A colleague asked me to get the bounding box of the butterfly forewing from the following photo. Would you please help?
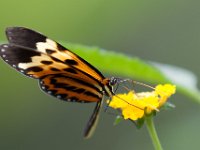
[0,44,73,78]
[6,27,105,81]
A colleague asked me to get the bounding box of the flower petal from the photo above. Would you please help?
[108,84,176,121]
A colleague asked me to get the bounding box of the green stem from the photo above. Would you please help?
[145,116,163,150]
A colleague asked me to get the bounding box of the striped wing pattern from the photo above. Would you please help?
[0,27,113,138]
[39,74,103,103]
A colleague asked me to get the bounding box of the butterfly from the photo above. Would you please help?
[0,27,121,138]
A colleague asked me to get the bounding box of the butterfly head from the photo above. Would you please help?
[109,77,124,86]
[101,77,124,97]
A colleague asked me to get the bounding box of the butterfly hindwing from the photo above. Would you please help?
[39,74,103,103]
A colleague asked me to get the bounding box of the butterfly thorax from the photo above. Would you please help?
[101,78,114,98]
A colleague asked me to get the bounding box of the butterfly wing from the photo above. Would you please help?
[39,74,103,103]
[0,27,112,138]
[0,44,71,78]
[5,27,105,81]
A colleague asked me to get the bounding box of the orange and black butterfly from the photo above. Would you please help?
[0,27,120,138]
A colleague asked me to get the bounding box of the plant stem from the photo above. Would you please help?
[145,116,163,150]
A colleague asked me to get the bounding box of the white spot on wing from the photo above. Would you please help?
[57,95,61,99]
[3,45,8,48]
[47,91,52,94]
[36,38,72,60]
[36,39,57,53]
[18,54,50,69]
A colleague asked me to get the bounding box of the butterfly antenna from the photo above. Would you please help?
[108,78,159,111]
[121,79,155,90]
[129,80,170,99]
[132,80,155,90]
[121,85,133,92]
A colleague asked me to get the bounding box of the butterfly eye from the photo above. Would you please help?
[109,77,118,86]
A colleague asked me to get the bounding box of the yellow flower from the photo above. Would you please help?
[155,84,176,107]
[108,84,176,121]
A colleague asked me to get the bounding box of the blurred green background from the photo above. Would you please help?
[0,0,200,150]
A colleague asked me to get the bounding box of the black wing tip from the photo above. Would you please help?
[6,26,39,36]
[6,27,25,42]
[6,27,30,37]
[6,27,24,34]
[5,26,47,47]
[6,26,29,32]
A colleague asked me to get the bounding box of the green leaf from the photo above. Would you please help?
[152,63,200,103]
[134,118,145,129]
[113,115,124,126]
[64,42,200,104]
